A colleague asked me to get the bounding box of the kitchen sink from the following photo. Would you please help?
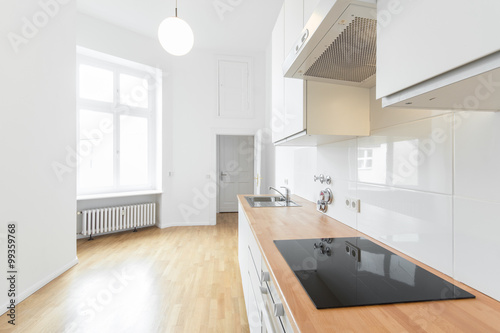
[245,196,300,207]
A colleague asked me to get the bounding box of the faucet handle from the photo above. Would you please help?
[280,186,290,194]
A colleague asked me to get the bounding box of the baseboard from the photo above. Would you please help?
[0,257,79,315]
[76,225,155,239]
[158,221,215,229]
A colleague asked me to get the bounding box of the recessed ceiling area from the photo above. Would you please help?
[77,0,284,51]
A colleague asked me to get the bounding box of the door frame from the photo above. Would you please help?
[210,128,257,224]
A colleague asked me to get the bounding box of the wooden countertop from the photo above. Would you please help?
[238,194,500,333]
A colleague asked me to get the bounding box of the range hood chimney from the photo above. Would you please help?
[283,0,377,88]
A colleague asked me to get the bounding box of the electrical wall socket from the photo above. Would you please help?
[345,197,360,213]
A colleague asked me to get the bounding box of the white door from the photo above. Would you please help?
[218,135,254,212]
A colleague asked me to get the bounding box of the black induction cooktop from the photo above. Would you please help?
[274,237,474,309]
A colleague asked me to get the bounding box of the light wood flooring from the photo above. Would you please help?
[0,213,249,333]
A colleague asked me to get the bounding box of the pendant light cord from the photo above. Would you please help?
[175,0,178,17]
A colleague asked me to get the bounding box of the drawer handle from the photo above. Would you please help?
[261,271,270,282]
[273,303,284,317]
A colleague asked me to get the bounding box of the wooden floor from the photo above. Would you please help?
[0,213,249,333]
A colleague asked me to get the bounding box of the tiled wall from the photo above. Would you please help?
[274,88,500,301]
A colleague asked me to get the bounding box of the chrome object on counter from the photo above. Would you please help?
[245,195,300,208]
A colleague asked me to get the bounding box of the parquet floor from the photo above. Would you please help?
[0,213,249,333]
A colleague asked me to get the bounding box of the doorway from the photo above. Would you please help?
[217,135,255,212]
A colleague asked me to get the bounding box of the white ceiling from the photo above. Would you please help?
[78,0,284,52]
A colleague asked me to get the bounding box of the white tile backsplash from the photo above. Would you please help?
[357,184,453,276]
[293,147,317,202]
[322,180,357,230]
[317,139,357,182]
[454,196,500,301]
[273,94,500,302]
[358,116,453,195]
[455,111,500,203]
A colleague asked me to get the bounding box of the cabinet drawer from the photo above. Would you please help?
[248,231,262,279]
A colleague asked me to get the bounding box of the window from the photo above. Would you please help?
[77,48,161,196]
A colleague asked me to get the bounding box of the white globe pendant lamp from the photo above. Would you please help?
[158,0,194,56]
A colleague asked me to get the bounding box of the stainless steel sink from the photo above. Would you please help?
[245,196,300,207]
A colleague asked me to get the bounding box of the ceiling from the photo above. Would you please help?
[78,0,284,52]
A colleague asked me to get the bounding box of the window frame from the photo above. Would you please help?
[76,48,161,196]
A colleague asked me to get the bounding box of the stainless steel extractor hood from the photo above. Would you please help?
[282,0,377,88]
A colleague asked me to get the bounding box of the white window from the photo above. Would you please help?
[77,48,161,196]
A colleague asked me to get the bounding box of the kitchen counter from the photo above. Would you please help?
[238,194,500,332]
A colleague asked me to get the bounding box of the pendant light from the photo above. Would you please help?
[158,0,194,56]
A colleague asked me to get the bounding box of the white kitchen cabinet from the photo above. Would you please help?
[376,0,500,100]
[303,0,321,26]
[284,0,304,55]
[238,202,292,332]
[238,203,263,332]
[272,5,286,143]
[283,78,306,138]
[273,2,306,142]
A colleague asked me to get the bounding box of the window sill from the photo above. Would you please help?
[77,190,163,201]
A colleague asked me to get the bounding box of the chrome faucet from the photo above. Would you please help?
[269,186,291,205]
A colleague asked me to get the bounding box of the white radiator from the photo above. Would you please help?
[81,203,156,238]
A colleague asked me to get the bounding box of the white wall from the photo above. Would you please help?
[77,14,267,228]
[0,0,78,312]
[273,86,500,301]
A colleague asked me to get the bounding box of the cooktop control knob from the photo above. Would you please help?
[317,188,334,213]
[260,286,268,294]
[273,303,285,317]
[320,188,333,204]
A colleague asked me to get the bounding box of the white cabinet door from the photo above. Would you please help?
[238,203,250,311]
[272,5,286,143]
[376,0,500,99]
[303,0,321,26]
[283,0,306,140]
[284,0,304,55]
[284,78,305,138]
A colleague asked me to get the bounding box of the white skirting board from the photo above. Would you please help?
[0,257,79,316]
[157,221,216,229]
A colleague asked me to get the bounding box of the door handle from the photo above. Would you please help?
[254,173,262,187]
[220,171,228,180]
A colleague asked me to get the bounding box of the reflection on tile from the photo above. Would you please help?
[455,112,500,202]
[357,116,453,195]
[454,197,500,301]
[317,139,357,182]
[275,146,297,191]
[357,184,453,276]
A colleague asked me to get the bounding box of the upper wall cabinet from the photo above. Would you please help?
[272,2,306,143]
[376,0,500,111]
